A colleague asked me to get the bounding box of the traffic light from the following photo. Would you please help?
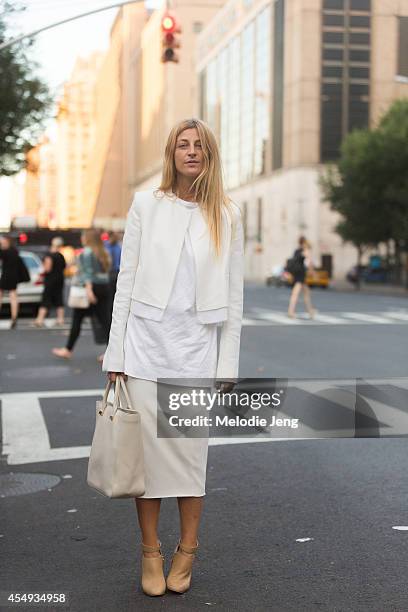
[161,12,181,63]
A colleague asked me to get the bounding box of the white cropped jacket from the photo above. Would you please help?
[102,189,244,380]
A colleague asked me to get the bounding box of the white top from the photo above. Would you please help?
[123,197,219,383]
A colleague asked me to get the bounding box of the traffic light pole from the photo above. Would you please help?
[0,0,144,51]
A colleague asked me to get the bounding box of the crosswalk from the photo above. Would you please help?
[243,309,408,327]
[1,377,407,465]
[1,309,408,330]
[0,319,91,331]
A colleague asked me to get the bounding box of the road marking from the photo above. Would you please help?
[341,312,394,324]
[2,395,50,459]
[242,318,270,326]
[1,379,407,465]
[1,389,102,465]
[0,319,91,331]
[385,311,408,322]
[251,310,302,325]
[308,313,345,324]
[243,309,408,326]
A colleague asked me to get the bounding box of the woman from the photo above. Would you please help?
[102,118,244,596]
[287,235,316,319]
[0,235,21,329]
[34,236,66,328]
[52,229,111,360]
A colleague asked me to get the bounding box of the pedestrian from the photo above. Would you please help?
[0,235,28,329]
[52,229,111,361]
[102,118,244,597]
[104,230,122,326]
[34,237,66,327]
[287,235,317,319]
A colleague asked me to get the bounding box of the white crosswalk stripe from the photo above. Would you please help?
[385,311,408,322]
[243,310,408,327]
[251,309,302,325]
[340,312,393,324]
[1,311,408,331]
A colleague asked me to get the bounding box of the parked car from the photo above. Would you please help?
[266,264,329,288]
[0,250,44,311]
[266,265,292,287]
[346,264,390,285]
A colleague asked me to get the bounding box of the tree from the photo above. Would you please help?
[321,99,408,286]
[0,1,52,176]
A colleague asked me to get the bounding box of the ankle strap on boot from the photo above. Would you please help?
[178,540,199,555]
[142,541,162,553]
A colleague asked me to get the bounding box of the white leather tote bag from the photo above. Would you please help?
[68,285,89,309]
[87,376,145,498]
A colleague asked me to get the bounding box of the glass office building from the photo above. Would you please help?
[199,4,271,190]
[197,0,408,281]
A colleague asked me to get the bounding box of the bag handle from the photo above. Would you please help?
[99,376,137,419]
[118,376,133,410]
[112,376,138,418]
[98,378,121,416]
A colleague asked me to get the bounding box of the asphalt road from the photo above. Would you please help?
[1,284,408,611]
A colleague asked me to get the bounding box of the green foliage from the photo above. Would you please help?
[321,99,408,251]
[0,1,52,176]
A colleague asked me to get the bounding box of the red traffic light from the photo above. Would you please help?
[19,232,28,244]
[161,12,181,63]
[162,14,176,33]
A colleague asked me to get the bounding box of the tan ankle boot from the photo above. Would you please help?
[166,539,199,593]
[141,541,166,596]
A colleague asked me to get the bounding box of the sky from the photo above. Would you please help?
[11,0,142,91]
[0,0,161,227]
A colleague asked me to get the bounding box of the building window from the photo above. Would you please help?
[325,0,344,8]
[256,197,263,243]
[240,22,255,183]
[254,6,271,177]
[193,21,203,33]
[397,16,408,79]
[320,0,371,162]
[199,70,206,120]
[273,0,285,169]
[242,202,248,243]
[199,7,271,188]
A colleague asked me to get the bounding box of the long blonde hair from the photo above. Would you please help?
[83,229,111,272]
[156,118,234,257]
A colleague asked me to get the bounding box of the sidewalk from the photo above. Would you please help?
[330,279,408,297]
[246,278,408,297]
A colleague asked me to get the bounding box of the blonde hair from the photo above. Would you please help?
[299,236,311,249]
[156,118,234,257]
[83,229,111,273]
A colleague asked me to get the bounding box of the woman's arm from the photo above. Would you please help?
[102,195,141,374]
[303,247,314,272]
[78,250,97,304]
[216,206,244,382]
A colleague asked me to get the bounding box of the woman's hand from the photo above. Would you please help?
[215,381,235,394]
[107,372,128,382]
[85,281,97,304]
[87,289,98,304]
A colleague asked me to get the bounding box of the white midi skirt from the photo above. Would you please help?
[127,377,210,498]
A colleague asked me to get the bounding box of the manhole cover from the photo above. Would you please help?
[0,472,61,498]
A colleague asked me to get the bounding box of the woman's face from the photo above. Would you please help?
[174,128,203,181]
